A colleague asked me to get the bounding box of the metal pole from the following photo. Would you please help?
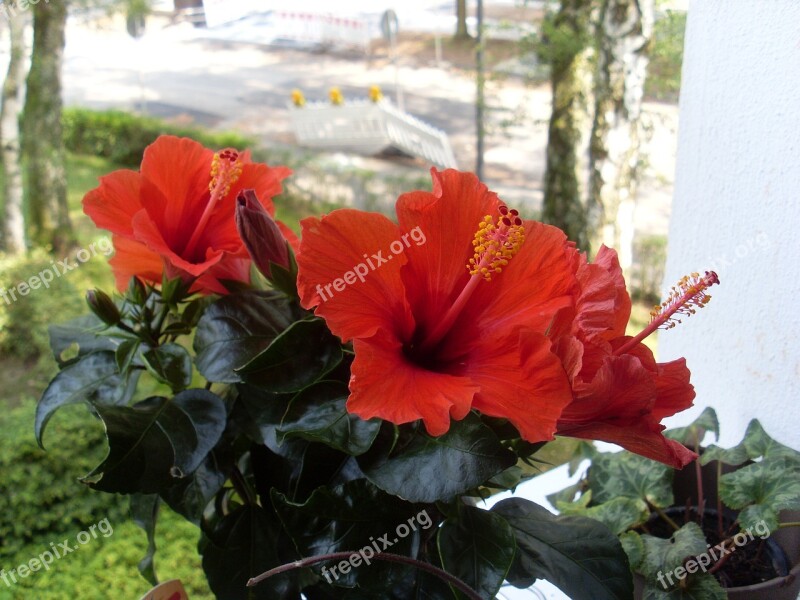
[475,0,484,179]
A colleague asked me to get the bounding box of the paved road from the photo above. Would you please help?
[12,7,678,234]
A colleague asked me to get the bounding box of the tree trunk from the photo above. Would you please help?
[455,0,470,40]
[541,0,597,251]
[23,0,72,252]
[1,3,27,254]
[589,0,654,273]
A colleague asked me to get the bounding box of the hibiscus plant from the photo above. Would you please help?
[36,136,720,599]
[549,408,800,599]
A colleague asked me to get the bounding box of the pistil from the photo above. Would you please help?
[614,271,719,356]
[417,206,524,352]
[183,149,243,258]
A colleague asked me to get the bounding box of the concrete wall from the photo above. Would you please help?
[659,0,800,448]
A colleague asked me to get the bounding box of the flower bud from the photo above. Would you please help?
[235,189,291,280]
[86,289,122,326]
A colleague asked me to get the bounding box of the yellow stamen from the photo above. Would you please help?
[467,206,525,280]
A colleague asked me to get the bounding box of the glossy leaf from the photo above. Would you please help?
[437,505,515,600]
[588,451,673,510]
[161,448,231,525]
[131,494,160,586]
[36,351,130,447]
[493,498,632,600]
[272,479,424,590]
[193,290,298,383]
[82,389,226,493]
[358,413,516,503]
[277,381,380,455]
[237,319,342,393]
[201,504,304,599]
[48,314,119,365]
[142,343,193,392]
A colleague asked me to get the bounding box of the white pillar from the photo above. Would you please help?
[659,0,800,448]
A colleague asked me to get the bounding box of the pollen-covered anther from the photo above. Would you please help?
[466,205,525,280]
[650,270,720,330]
[209,148,243,197]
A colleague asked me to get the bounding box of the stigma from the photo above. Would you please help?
[209,149,243,198]
[467,205,525,280]
[614,270,719,356]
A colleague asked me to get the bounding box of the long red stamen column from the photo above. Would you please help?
[417,206,525,352]
[614,270,720,356]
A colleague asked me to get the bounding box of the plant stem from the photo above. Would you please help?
[694,441,704,525]
[650,502,681,532]
[778,521,800,528]
[716,461,724,537]
[246,551,483,600]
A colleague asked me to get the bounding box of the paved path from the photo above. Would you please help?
[13,7,679,235]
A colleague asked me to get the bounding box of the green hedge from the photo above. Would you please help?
[62,108,256,167]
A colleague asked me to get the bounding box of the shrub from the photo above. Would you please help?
[62,108,256,167]
[0,250,87,362]
[0,402,128,561]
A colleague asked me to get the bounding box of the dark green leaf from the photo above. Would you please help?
[36,351,128,447]
[437,505,515,600]
[493,498,632,600]
[358,413,516,503]
[115,339,140,372]
[48,314,118,365]
[194,290,298,383]
[201,504,304,599]
[131,494,160,586]
[277,381,380,455]
[272,479,426,590]
[142,343,193,392]
[665,407,719,446]
[82,389,226,493]
[588,451,673,510]
[237,319,342,393]
[719,457,800,531]
[161,448,231,525]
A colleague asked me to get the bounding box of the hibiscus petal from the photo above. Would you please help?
[131,210,224,278]
[138,136,214,246]
[468,329,573,443]
[466,220,580,337]
[107,235,165,291]
[562,422,697,468]
[296,209,415,342]
[593,245,632,337]
[83,170,142,237]
[395,169,500,337]
[348,330,479,436]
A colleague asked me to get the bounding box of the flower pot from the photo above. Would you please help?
[632,458,800,599]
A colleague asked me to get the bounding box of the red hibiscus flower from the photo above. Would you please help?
[83,135,291,295]
[550,248,718,468]
[296,169,579,440]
